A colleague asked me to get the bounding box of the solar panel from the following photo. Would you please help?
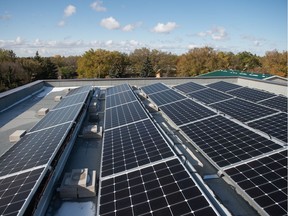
[224,150,287,216]
[210,98,278,122]
[180,116,282,168]
[148,89,186,107]
[160,99,216,126]
[106,84,131,96]
[207,81,242,92]
[248,113,287,143]
[99,158,220,216]
[105,101,149,130]
[101,119,174,177]
[173,81,207,93]
[29,103,83,132]
[66,85,92,96]
[106,90,137,109]
[0,167,45,216]
[0,122,72,176]
[54,91,90,109]
[141,83,170,95]
[259,95,288,112]
[188,88,233,104]
[228,87,275,102]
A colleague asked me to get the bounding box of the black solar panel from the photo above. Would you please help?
[99,158,219,216]
[160,99,216,126]
[259,96,288,112]
[188,88,233,104]
[106,90,137,109]
[210,98,277,122]
[106,84,131,96]
[0,167,45,216]
[180,116,282,168]
[101,119,174,177]
[248,113,287,143]
[207,81,242,92]
[66,85,92,96]
[30,103,83,132]
[0,122,72,176]
[148,89,186,107]
[173,82,207,93]
[105,101,149,130]
[225,150,287,216]
[141,83,170,95]
[228,87,275,102]
[54,91,90,109]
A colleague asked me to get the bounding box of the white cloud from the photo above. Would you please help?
[58,20,66,27]
[197,26,228,41]
[100,17,120,30]
[64,5,76,17]
[152,22,177,33]
[0,13,11,20]
[122,24,135,32]
[90,0,106,12]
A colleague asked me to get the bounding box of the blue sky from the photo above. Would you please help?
[0,0,286,57]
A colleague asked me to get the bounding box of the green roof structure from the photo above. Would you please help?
[199,70,272,79]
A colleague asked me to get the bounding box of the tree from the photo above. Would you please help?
[140,57,154,77]
[261,50,287,77]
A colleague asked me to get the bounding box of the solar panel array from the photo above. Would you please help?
[224,150,287,216]
[210,98,278,122]
[106,90,137,109]
[0,85,92,216]
[180,115,282,168]
[99,84,222,216]
[228,87,276,102]
[206,81,242,92]
[141,82,170,95]
[159,99,216,126]
[259,95,288,112]
[248,113,288,143]
[148,89,186,107]
[187,88,233,105]
[173,81,207,93]
[141,81,287,215]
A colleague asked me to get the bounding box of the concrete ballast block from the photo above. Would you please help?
[54,96,62,102]
[38,108,49,116]
[9,130,26,142]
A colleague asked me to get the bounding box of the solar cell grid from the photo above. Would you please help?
[210,98,277,122]
[141,83,170,95]
[228,87,275,102]
[0,122,72,176]
[105,101,149,130]
[99,158,219,216]
[206,81,242,92]
[248,113,287,143]
[106,90,137,109]
[30,103,83,132]
[106,84,131,96]
[66,85,92,96]
[54,91,90,109]
[160,99,216,126]
[148,89,186,107]
[180,116,282,168]
[173,82,207,93]
[225,150,287,216]
[101,119,174,177]
[259,95,288,112]
[0,167,45,216]
[187,88,233,104]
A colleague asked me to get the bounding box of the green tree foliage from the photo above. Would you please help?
[140,57,154,77]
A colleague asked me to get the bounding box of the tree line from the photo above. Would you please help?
[0,47,286,92]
